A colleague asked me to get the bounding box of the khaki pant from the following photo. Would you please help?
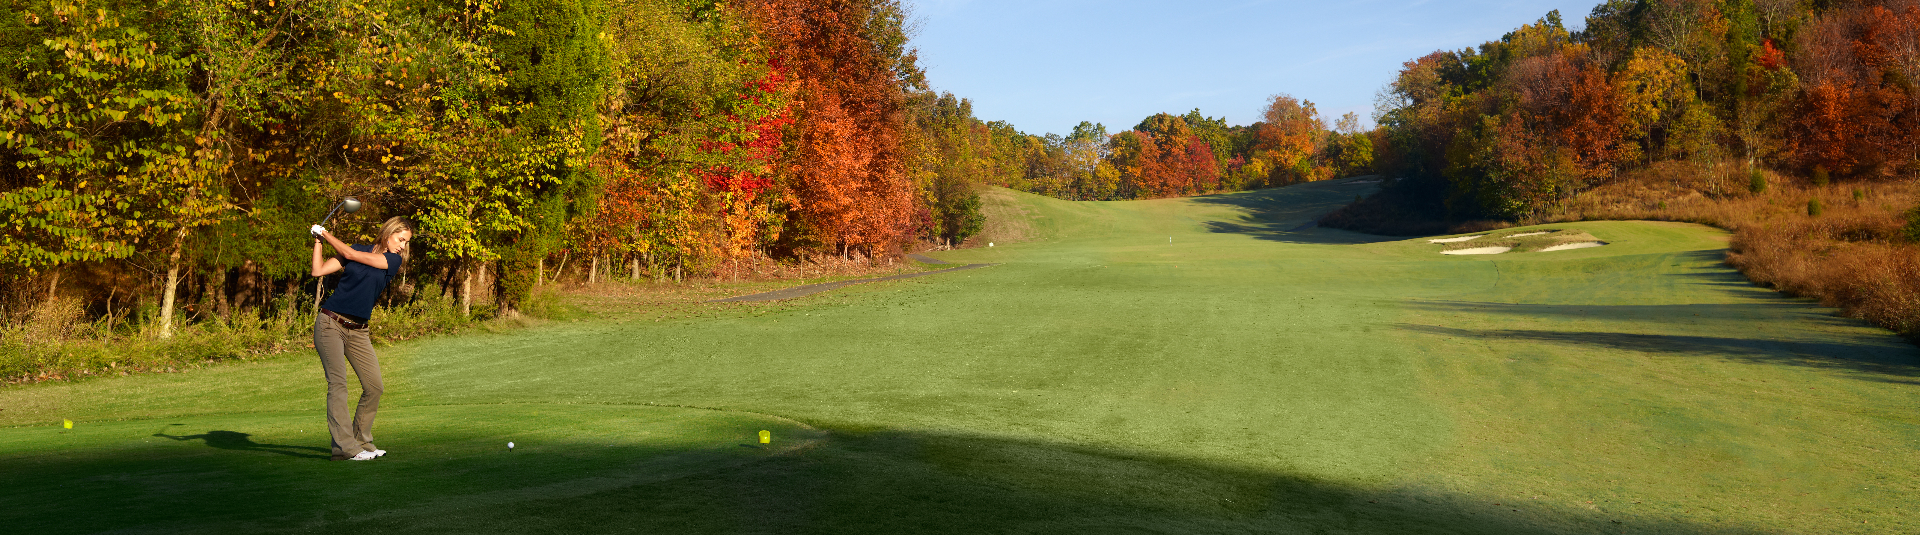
[314,313,383,458]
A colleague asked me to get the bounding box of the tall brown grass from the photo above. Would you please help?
[0,250,938,385]
[1557,161,1920,338]
[0,285,517,385]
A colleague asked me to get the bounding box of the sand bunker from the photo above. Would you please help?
[1428,235,1486,243]
[1540,241,1608,252]
[1442,246,1512,255]
[1505,231,1550,238]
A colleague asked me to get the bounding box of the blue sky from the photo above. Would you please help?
[906,0,1608,136]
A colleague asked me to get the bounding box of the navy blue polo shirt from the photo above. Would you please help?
[321,244,402,323]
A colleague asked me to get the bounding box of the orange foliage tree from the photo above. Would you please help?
[749,0,922,258]
[1788,2,1920,177]
[1252,94,1325,184]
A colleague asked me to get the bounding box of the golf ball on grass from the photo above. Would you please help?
[507,442,515,449]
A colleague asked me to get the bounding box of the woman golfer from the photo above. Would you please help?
[309,216,411,461]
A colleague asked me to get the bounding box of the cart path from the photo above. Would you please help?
[707,261,993,303]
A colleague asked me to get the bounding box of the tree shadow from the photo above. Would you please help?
[1189,181,1402,245]
[7,425,1797,533]
[330,430,1774,535]
[1402,299,1876,333]
[1397,323,1920,385]
[154,429,332,460]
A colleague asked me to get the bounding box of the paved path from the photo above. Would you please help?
[707,261,992,303]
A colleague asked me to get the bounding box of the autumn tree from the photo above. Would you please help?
[750,0,923,258]
[1252,94,1326,185]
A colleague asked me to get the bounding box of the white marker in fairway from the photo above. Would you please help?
[507,441,515,450]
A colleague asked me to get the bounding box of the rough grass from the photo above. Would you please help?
[1556,161,1920,338]
[1333,159,1920,339]
[0,254,944,386]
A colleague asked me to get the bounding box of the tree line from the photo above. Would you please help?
[1341,0,1920,230]
[1,0,991,335]
[909,94,1376,206]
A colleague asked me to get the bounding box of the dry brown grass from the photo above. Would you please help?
[1557,161,1920,338]
[1,250,939,385]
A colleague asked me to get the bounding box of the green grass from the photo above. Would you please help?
[3,179,1916,533]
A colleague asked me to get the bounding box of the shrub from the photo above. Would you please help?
[1905,205,1920,243]
[1811,165,1830,187]
[1749,167,1767,194]
[1808,198,1824,216]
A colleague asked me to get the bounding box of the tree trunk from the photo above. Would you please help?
[589,255,598,284]
[554,251,570,283]
[460,265,473,317]
[537,257,545,287]
[158,225,189,339]
[235,260,257,313]
[312,275,324,319]
[212,267,230,321]
[283,278,297,331]
[630,256,638,280]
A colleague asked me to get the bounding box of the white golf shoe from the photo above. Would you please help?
[349,450,379,461]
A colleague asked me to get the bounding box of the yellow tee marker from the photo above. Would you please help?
[63,419,72,429]
[758,430,770,444]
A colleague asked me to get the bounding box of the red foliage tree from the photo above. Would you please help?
[749,0,920,257]
[1507,46,1625,180]
[1788,2,1920,176]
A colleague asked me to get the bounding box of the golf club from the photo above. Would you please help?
[319,197,362,228]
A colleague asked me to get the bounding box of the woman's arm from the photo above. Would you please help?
[311,239,344,277]
[318,230,389,270]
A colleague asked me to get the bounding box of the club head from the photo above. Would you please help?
[340,197,362,214]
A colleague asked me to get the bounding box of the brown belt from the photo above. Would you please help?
[320,309,368,330]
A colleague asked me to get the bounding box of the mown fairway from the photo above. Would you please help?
[3,179,1916,534]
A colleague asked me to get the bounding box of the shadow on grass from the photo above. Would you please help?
[327,430,1779,535]
[1403,292,1890,337]
[5,426,1778,534]
[154,429,333,459]
[1397,323,1920,385]
[1403,299,1846,324]
[1190,181,1400,246]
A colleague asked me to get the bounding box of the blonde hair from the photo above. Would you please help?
[376,216,414,267]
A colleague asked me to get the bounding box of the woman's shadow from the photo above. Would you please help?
[153,429,332,460]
